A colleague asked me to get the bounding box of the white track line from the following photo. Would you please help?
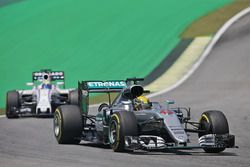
[147,7,250,98]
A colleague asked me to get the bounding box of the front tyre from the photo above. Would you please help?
[109,111,138,152]
[54,105,82,144]
[199,110,229,153]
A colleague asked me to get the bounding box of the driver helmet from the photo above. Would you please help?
[134,96,152,110]
[41,73,52,89]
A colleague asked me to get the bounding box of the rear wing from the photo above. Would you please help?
[78,80,127,115]
[32,69,65,82]
[78,77,146,93]
[79,80,127,93]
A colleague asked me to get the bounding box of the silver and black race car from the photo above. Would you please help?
[53,78,236,153]
[6,69,79,118]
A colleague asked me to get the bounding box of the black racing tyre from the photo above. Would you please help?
[98,103,109,112]
[109,111,138,152]
[199,110,229,153]
[53,105,82,144]
[69,90,79,105]
[6,91,20,119]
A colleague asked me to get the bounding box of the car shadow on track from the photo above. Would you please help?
[77,142,237,156]
[129,149,237,156]
[78,142,110,149]
[7,115,54,119]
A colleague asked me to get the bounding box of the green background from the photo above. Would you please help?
[0,0,231,107]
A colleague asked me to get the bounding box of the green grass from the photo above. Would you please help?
[181,0,250,38]
[0,0,231,108]
[1,0,250,115]
[0,108,5,116]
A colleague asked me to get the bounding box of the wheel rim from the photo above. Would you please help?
[109,120,118,144]
[54,112,61,137]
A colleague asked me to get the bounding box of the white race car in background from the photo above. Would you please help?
[6,69,78,118]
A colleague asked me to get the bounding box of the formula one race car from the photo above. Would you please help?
[6,69,79,118]
[53,78,236,153]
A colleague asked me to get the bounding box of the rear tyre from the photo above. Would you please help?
[199,110,229,153]
[6,91,20,119]
[69,90,79,105]
[109,111,138,152]
[54,105,82,144]
[98,103,109,112]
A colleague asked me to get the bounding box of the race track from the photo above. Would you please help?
[1,13,250,167]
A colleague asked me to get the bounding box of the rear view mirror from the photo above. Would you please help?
[165,100,175,110]
[26,82,34,86]
[57,82,64,86]
[165,100,175,105]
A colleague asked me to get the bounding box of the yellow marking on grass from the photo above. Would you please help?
[145,36,212,92]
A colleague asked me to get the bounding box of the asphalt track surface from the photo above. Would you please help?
[1,14,250,167]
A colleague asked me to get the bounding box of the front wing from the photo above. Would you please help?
[124,134,236,151]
